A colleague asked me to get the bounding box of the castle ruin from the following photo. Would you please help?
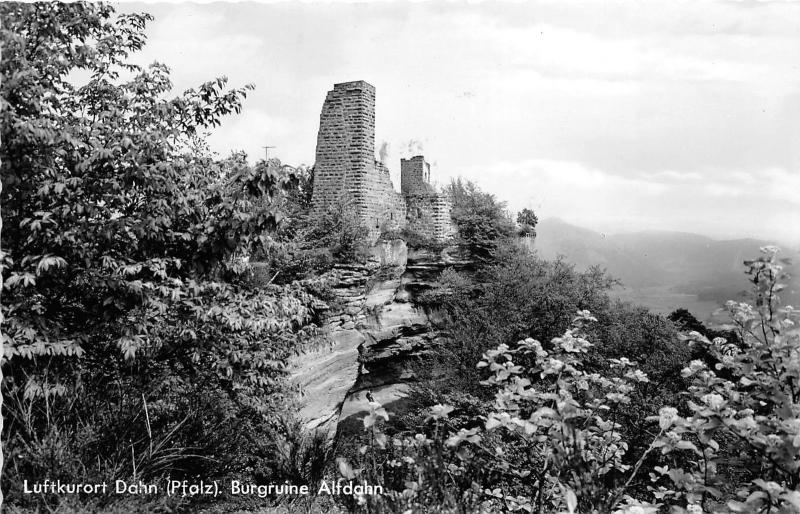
[311,81,455,242]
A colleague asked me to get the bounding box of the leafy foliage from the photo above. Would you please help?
[416,242,617,398]
[444,178,516,259]
[0,3,325,508]
[291,195,370,263]
[257,192,370,282]
[516,207,539,237]
[651,247,800,513]
[338,313,667,513]
[337,247,800,514]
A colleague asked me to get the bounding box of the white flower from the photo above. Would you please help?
[701,393,726,410]
[658,407,679,430]
[445,428,481,447]
[429,404,454,420]
[682,360,707,377]
[606,392,630,404]
[625,369,650,383]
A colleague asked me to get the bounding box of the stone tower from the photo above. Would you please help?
[401,155,455,241]
[401,155,434,195]
[311,81,406,240]
[311,81,454,242]
[311,81,376,216]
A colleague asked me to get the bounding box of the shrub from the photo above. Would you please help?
[585,302,692,452]
[274,195,370,264]
[651,246,800,512]
[338,247,800,514]
[380,226,447,251]
[339,313,667,513]
[0,3,328,510]
[415,242,616,399]
[444,178,516,260]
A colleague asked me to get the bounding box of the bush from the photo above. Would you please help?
[444,178,516,260]
[415,242,616,399]
[414,242,693,468]
[270,195,370,265]
[335,247,800,514]
[0,4,328,510]
[305,198,370,262]
[251,244,336,284]
[380,226,447,251]
[339,313,667,513]
[651,247,800,512]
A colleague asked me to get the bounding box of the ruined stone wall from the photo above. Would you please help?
[401,155,454,240]
[405,193,455,241]
[311,81,406,241]
[311,81,376,217]
[364,160,406,239]
[401,156,434,195]
[430,194,456,240]
[312,81,454,243]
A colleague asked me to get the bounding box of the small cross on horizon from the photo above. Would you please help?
[263,145,276,161]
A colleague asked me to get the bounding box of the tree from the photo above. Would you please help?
[516,207,538,237]
[668,308,707,334]
[444,178,515,259]
[1,3,318,507]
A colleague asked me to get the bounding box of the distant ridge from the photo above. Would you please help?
[533,218,799,319]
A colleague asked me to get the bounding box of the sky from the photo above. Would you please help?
[117,1,800,246]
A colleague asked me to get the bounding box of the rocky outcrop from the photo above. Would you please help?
[288,262,377,439]
[289,242,473,441]
[289,329,364,438]
[369,238,408,267]
[337,245,473,436]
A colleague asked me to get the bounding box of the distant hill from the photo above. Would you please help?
[532,218,799,322]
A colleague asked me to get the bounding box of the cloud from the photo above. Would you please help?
[118,1,800,244]
[457,158,800,245]
[205,108,294,161]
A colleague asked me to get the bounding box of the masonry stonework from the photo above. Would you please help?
[401,156,434,196]
[311,81,455,242]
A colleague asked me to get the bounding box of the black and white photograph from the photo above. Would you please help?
[1,1,799,512]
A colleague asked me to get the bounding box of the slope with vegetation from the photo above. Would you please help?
[336,248,800,514]
[0,3,359,511]
[2,4,798,514]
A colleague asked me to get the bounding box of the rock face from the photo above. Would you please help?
[288,262,376,439]
[369,238,408,267]
[289,242,473,441]
[337,245,473,436]
[289,329,364,439]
